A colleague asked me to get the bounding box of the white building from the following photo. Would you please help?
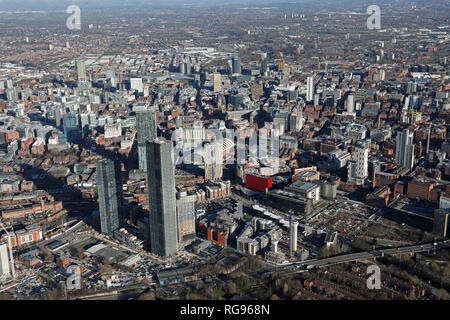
[306,75,314,102]
[395,128,415,169]
[328,149,351,169]
[0,242,10,277]
[204,141,223,181]
[439,195,450,209]
[346,94,355,114]
[347,141,369,185]
[289,217,298,256]
[130,78,143,93]
[104,123,122,139]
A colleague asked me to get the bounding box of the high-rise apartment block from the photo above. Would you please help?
[395,128,415,169]
[232,55,241,75]
[347,140,369,185]
[136,110,157,171]
[76,60,87,82]
[434,209,449,238]
[204,141,223,181]
[97,159,125,236]
[177,191,196,242]
[0,241,10,277]
[306,75,314,102]
[289,215,298,256]
[213,73,222,93]
[147,140,178,258]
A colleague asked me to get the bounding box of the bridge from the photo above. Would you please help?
[273,240,450,272]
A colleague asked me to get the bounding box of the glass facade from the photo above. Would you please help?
[146,140,178,257]
[97,159,125,236]
[136,110,157,171]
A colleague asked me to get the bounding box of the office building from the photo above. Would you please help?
[177,191,196,242]
[76,60,87,82]
[147,140,178,258]
[346,94,355,114]
[232,55,241,75]
[213,73,222,93]
[62,114,81,143]
[130,78,143,93]
[306,75,314,102]
[204,141,223,181]
[260,53,268,75]
[395,128,415,169]
[97,159,125,236]
[136,110,157,171]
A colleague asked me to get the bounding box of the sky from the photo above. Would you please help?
[0,0,423,11]
[0,0,337,10]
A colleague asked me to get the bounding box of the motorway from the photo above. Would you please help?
[273,240,450,272]
[69,241,450,300]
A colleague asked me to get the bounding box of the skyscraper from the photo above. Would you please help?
[260,53,268,75]
[136,110,157,171]
[395,128,415,169]
[130,78,143,93]
[204,141,223,181]
[433,209,449,237]
[289,215,298,256]
[213,73,222,93]
[147,140,178,258]
[63,114,81,143]
[278,60,286,72]
[232,55,241,75]
[177,191,196,242]
[347,140,369,185]
[346,94,355,114]
[76,60,87,82]
[306,75,314,102]
[97,159,125,236]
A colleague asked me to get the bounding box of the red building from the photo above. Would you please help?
[5,131,19,143]
[245,173,273,192]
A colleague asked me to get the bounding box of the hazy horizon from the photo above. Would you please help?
[0,0,422,11]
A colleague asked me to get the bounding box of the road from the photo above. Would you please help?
[274,240,450,272]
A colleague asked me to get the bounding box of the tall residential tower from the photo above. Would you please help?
[306,75,314,102]
[97,159,125,235]
[136,109,157,171]
[147,139,178,257]
[395,128,415,169]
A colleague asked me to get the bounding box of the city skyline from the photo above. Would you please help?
[0,0,448,305]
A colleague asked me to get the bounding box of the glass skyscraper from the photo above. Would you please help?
[232,55,241,75]
[136,110,157,171]
[146,140,178,258]
[97,159,125,236]
[395,128,415,169]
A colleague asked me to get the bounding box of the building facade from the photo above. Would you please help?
[147,140,178,257]
[395,128,415,169]
[136,110,157,171]
[97,159,124,236]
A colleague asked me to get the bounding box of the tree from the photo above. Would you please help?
[224,281,237,295]
[434,288,449,300]
[318,246,331,259]
[282,282,289,296]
